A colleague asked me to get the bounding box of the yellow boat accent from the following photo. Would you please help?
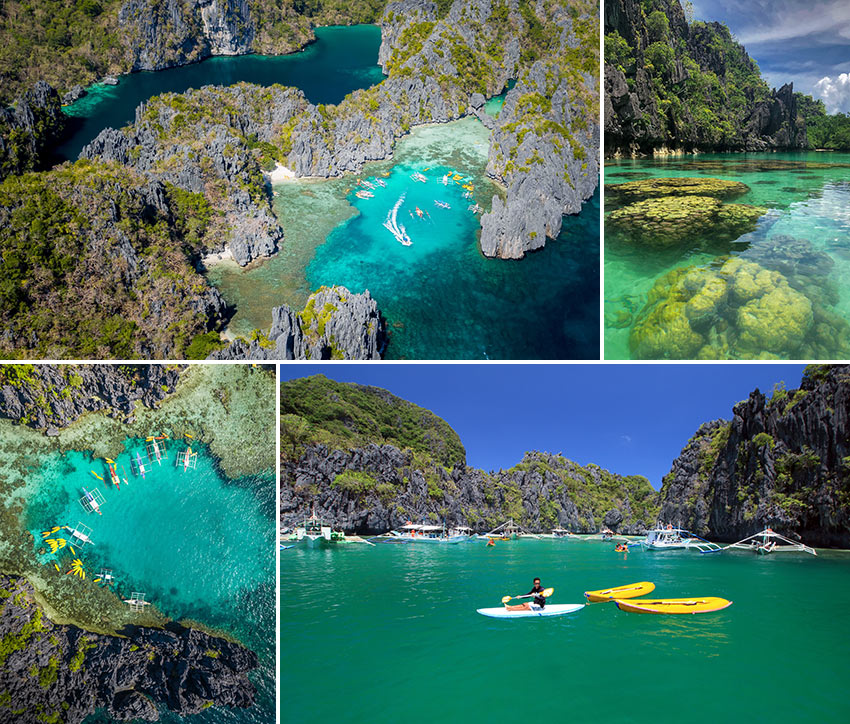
[93,578,101,583]
[105,458,115,464]
[452,174,462,180]
[69,546,76,555]
[91,470,103,480]
[614,597,733,614]
[585,581,655,602]
[53,563,60,572]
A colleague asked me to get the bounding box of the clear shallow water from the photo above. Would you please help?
[23,442,275,724]
[54,25,384,161]
[281,539,850,724]
[604,152,850,359]
[212,118,600,359]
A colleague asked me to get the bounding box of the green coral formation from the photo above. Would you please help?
[281,374,466,468]
[630,257,814,359]
[0,161,222,359]
[606,176,751,204]
[608,195,767,247]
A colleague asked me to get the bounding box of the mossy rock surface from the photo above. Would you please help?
[630,257,813,360]
[608,195,767,247]
[606,176,751,204]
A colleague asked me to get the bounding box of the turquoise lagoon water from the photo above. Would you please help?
[55,24,384,161]
[604,152,850,359]
[281,539,850,724]
[24,441,275,724]
[212,118,600,359]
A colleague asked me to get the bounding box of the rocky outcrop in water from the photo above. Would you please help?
[0,574,257,724]
[0,82,67,180]
[604,0,807,155]
[660,365,850,547]
[480,6,599,259]
[0,365,183,432]
[212,286,387,360]
[80,84,307,266]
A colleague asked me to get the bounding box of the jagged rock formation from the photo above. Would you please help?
[604,0,807,155]
[0,82,67,181]
[80,84,305,266]
[212,286,387,360]
[0,162,227,359]
[281,375,659,533]
[0,574,257,724]
[660,365,850,547]
[0,364,182,432]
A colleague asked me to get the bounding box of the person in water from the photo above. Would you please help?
[505,577,546,611]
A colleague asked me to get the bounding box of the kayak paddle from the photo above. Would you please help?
[501,587,554,603]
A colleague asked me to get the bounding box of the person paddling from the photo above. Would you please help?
[505,577,547,611]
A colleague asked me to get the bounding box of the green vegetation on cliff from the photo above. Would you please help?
[797,96,850,150]
[0,161,222,359]
[281,375,466,468]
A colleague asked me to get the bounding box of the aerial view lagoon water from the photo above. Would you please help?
[211,118,600,359]
[0,365,276,724]
[55,25,385,161]
[605,153,850,360]
[281,539,850,724]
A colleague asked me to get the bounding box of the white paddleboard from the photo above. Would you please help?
[476,603,585,618]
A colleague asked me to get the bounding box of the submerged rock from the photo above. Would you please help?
[608,195,767,247]
[606,176,751,205]
[630,257,814,359]
[211,286,387,360]
[0,574,258,724]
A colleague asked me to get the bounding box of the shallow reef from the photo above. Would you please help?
[606,176,751,205]
[608,195,767,247]
[629,257,816,359]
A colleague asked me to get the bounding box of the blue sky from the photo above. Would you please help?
[691,1,850,112]
[280,364,808,488]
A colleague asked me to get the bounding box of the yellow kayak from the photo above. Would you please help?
[614,597,732,614]
[585,581,655,602]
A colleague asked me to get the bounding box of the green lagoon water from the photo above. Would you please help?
[55,24,384,161]
[604,152,850,359]
[211,118,600,359]
[281,539,850,724]
[23,441,276,724]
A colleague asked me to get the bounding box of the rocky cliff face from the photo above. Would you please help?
[0,82,67,181]
[282,446,659,534]
[119,0,258,71]
[604,0,807,155]
[0,574,257,724]
[0,364,183,432]
[211,286,387,360]
[660,365,850,547]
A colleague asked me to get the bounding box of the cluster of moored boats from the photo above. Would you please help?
[281,516,817,558]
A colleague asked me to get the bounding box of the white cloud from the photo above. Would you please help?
[620,435,632,445]
[814,73,850,113]
[733,1,850,46]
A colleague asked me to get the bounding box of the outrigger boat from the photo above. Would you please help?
[375,178,387,187]
[288,513,342,548]
[146,435,168,465]
[434,200,450,209]
[411,171,427,183]
[640,524,704,551]
[80,488,103,515]
[701,528,817,556]
[105,460,120,490]
[355,189,374,199]
[134,452,148,479]
[482,519,524,540]
[388,522,468,544]
[551,528,573,538]
[359,179,375,190]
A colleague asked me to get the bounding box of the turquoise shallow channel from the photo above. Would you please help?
[605,152,850,359]
[280,539,850,724]
[24,442,275,724]
[54,24,384,161]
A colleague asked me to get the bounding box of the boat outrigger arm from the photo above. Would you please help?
[700,528,816,556]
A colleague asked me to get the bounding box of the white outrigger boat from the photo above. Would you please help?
[388,523,469,544]
[481,519,524,540]
[551,528,573,539]
[640,524,705,551]
[291,515,334,548]
[701,528,816,556]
